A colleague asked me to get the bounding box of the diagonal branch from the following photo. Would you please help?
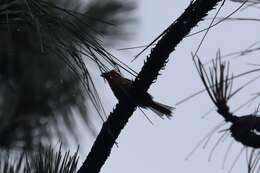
[77,0,223,173]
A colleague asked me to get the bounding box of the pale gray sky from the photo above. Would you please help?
[78,1,260,172]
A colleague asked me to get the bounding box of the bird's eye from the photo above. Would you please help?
[110,71,119,79]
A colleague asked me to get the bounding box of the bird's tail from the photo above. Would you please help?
[149,101,174,119]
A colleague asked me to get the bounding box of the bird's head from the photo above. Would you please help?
[101,70,122,81]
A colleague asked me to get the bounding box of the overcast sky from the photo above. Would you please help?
[77,1,260,172]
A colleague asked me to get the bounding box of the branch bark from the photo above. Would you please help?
[77,0,223,173]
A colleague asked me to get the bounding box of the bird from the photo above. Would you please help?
[101,70,174,118]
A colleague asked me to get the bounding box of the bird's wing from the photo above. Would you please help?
[119,78,133,89]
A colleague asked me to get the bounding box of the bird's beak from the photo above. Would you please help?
[100,73,105,78]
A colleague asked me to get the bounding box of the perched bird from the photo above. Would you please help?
[101,70,174,118]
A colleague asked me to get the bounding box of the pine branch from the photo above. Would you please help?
[77,102,136,173]
[77,0,223,173]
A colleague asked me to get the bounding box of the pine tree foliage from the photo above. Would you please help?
[0,0,135,150]
[0,145,79,173]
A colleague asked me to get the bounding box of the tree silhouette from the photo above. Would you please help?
[1,0,260,173]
